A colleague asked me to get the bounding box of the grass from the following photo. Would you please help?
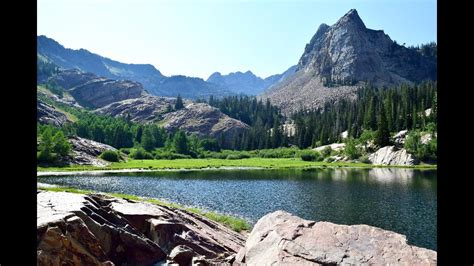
[37,157,437,172]
[38,186,251,232]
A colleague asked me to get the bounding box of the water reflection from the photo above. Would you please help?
[38,168,437,250]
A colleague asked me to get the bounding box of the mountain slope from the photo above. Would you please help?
[38,35,233,99]
[260,9,436,114]
[207,66,296,95]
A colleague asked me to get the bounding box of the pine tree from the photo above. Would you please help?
[52,131,71,156]
[173,130,189,154]
[175,94,184,110]
[141,127,155,151]
[375,103,390,147]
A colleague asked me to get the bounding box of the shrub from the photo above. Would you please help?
[37,150,56,164]
[99,150,120,162]
[130,148,154,160]
[256,147,299,158]
[299,150,321,161]
[321,146,332,158]
[344,138,361,160]
[359,155,371,164]
[120,148,131,155]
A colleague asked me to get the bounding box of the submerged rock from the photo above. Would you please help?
[37,191,246,265]
[368,145,419,165]
[236,210,436,265]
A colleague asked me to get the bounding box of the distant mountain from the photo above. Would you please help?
[260,9,437,114]
[207,66,296,95]
[37,35,233,99]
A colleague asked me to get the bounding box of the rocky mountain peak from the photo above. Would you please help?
[336,9,366,29]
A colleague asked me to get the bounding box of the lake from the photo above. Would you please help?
[38,168,437,250]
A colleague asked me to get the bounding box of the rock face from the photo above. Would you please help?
[95,96,177,123]
[236,210,436,265]
[260,9,436,114]
[47,69,148,109]
[368,146,419,165]
[37,100,72,127]
[65,136,118,166]
[161,103,250,148]
[207,66,296,96]
[37,191,246,265]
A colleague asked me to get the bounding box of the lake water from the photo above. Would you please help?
[38,168,437,250]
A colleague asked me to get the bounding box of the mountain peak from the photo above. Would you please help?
[337,9,365,29]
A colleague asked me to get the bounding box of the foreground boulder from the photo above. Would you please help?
[37,191,246,265]
[236,210,436,265]
[368,145,419,165]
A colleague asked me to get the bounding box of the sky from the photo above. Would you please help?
[38,0,436,80]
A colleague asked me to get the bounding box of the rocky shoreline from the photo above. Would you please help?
[37,191,436,265]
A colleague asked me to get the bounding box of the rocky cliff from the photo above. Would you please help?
[37,100,72,127]
[47,69,147,109]
[260,9,436,114]
[37,193,437,265]
[161,103,250,147]
[37,191,246,265]
[94,96,177,123]
[235,210,436,265]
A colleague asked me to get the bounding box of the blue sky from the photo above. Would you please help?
[38,0,436,79]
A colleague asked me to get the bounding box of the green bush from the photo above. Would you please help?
[321,146,332,158]
[37,150,56,164]
[299,150,321,161]
[99,150,120,162]
[255,147,299,158]
[120,148,132,155]
[154,150,192,160]
[130,148,154,160]
[344,138,361,160]
[359,155,371,164]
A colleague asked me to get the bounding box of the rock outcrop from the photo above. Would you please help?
[368,145,419,165]
[313,143,346,153]
[65,136,118,166]
[393,129,409,146]
[37,100,72,127]
[37,191,246,265]
[235,210,436,265]
[161,103,250,148]
[94,96,178,123]
[260,9,436,114]
[46,69,148,109]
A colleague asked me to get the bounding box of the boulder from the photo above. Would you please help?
[37,191,246,265]
[393,129,408,146]
[169,245,195,265]
[368,146,419,165]
[161,103,250,148]
[64,136,118,166]
[239,210,436,265]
